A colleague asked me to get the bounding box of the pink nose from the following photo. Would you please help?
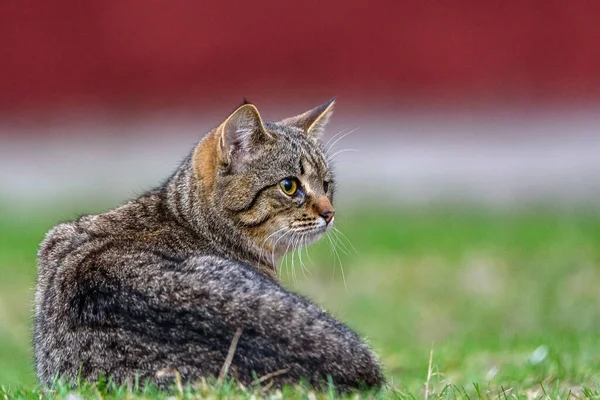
[313,197,335,224]
[320,209,335,224]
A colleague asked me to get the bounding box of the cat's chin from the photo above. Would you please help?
[299,230,325,245]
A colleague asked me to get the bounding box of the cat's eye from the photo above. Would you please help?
[323,181,330,193]
[280,178,298,196]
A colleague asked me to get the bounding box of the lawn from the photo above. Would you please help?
[1,202,600,398]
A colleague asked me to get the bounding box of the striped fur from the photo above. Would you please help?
[34,100,384,391]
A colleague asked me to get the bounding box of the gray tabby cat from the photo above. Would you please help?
[34,99,384,392]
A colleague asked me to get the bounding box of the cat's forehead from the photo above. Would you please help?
[263,121,329,173]
[264,121,305,141]
[264,122,318,150]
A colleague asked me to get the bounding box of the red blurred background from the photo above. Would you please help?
[2,1,600,207]
[2,1,600,113]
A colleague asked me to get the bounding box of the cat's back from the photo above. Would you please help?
[34,217,100,382]
[36,218,92,312]
[34,198,190,381]
[37,193,192,278]
[36,195,190,315]
[35,211,126,318]
[36,207,141,297]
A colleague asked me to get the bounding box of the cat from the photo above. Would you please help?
[34,99,384,392]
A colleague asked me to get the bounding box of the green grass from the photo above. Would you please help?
[2,203,600,398]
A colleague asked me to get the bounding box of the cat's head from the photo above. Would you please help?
[193,99,336,260]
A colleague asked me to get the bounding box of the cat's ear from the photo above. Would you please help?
[280,98,335,139]
[217,104,272,166]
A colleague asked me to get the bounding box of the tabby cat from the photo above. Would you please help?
[34,99,384,391]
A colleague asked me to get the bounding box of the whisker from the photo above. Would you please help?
[282,234,297,287]
[290,236,298,287]
[326,127,359,154]
[294,235,303,279]
[332,226,358,254]
[282,236,294,283]
[330,231,350,256]
[326,232,347,290]
[325,234,341,275]
[328,148,358,160]
[259,227,289,266]
[296,240,308,280]
[262,226,289,247]
[272,229,292,274]
[328,229,351,256]
[330,161,359,166]
[325,234,336,279]
[264,225,324,284]
[330,228,355,256]
[297,234,312,278]
[323,128,349,150]
[303,235,313,275]
[303,234,315,265]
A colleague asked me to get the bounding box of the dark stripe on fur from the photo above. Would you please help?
[226,184,274,214]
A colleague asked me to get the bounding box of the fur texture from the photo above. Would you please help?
[34,100,384,391]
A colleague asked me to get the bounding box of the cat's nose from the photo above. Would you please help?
[320,209,335,224]
[313,197,335,224]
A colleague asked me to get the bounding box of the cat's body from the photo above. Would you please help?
[34,100,384,391]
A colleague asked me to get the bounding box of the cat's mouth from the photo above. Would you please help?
[267,217,333,255]
[288,217,333,245]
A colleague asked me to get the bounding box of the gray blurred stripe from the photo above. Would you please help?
[2,110,600,208]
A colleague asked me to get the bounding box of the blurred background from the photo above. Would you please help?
[1,1,600,395]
